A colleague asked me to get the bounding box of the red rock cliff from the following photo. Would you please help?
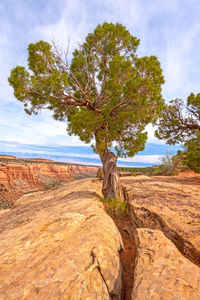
[0,162,98,188]
[0,160,98,207]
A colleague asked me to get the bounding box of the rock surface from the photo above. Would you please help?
[0,160,98,207]
[132,228,200,300]
[0,178,123,300]
[121,172,200,266]
[0,162,98,188]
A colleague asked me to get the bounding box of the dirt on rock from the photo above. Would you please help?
[111,214,136,300]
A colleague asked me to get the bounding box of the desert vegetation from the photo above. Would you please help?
[8,22,165,200]
[156,95,200,173]
[8,21,200,205]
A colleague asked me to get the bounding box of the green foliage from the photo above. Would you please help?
[0,185,14,209]
[0,199,13,209]
[118,166,156,175]
[185,131,200,173]
[72,173,96,180]
[156,93,200,173]
[153,152,185,176]
[156,94,200,145]
[9,22,165,160]
[131,172,138,177]
[101,197,127,217]
[44,181,62,190]
[96,168,104,179]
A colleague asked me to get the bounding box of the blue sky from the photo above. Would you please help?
[0,0,200,164]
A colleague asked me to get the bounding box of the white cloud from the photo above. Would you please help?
[1,0,200,158]
[120,155,162,164]
[36,0,90,50]
[162,25,200,100]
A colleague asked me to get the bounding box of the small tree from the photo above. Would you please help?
[155,93,200,173]
[153,152,184,176]
[155,94,200,144]
[8,22,165,199]
[185,131,200,173]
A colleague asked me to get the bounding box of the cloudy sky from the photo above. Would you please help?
[0,0,200,162]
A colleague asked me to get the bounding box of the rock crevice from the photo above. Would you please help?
[0,179,123,300]
[126,199,200,267]
[131,228,200,300]
[121,174,200,268]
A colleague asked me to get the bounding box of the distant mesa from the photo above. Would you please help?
[0,154,19,160]
[25,157,54,162]
[0,154,98,209]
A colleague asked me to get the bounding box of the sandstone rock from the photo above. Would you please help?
[0,179,123,300]
[0,161,98,207]
[0,155,18,160]
[132,228,200,300]
[121,173,200,266]
[0,162,98,188]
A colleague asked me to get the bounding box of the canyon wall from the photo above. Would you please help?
[0,159,98,207]
[0,162,98,188]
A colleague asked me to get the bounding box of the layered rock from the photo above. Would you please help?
[0,162,98,188]
[121,172,200,266]
[0,155,19,159]
[0,179,123,300]
[132,228,200,300]
[0,160,98,207]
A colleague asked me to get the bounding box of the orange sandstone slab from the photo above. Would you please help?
[0,179,123,300]
[132,228,200,300]
[122,173,200,266]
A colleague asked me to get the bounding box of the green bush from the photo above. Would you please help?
[0,199,13,209]
[101,197,127,217]
[118,166,156,175]
[153,152,186,176]
[131,172,138,177]
[185,132,200,173]
[96,168,103,179]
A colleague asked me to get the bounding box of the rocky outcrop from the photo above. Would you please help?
[132,228,200,300]
[0,162,98,188]
[1,171,200,299]
[0,179,123,300]
[0,161,98,208]
[121,172,200,266]
[0,155,19,159]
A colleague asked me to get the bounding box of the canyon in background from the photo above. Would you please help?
[0,154,98,208]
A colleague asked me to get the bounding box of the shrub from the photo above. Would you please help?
[101,197,127,217]
[185,132,200,173]
[96,168,103,179]
[153,153,184,176]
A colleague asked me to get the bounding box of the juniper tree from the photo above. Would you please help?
[155,94,200,144]
[155,94,200,173]
[8,22,165,199]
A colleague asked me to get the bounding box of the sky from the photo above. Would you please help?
[0,0,200,165]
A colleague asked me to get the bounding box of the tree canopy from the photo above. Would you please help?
[156,93,200,173]
[155,93,200,144]
[184,131,200,173]
[8,22,165,198]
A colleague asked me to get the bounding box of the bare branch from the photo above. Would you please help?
[110,100,129,116]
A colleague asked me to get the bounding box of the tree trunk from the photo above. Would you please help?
[101,150,122,200]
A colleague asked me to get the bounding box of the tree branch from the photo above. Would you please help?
[110,100,129,116]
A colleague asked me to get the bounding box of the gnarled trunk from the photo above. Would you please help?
[101,150,121,200]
